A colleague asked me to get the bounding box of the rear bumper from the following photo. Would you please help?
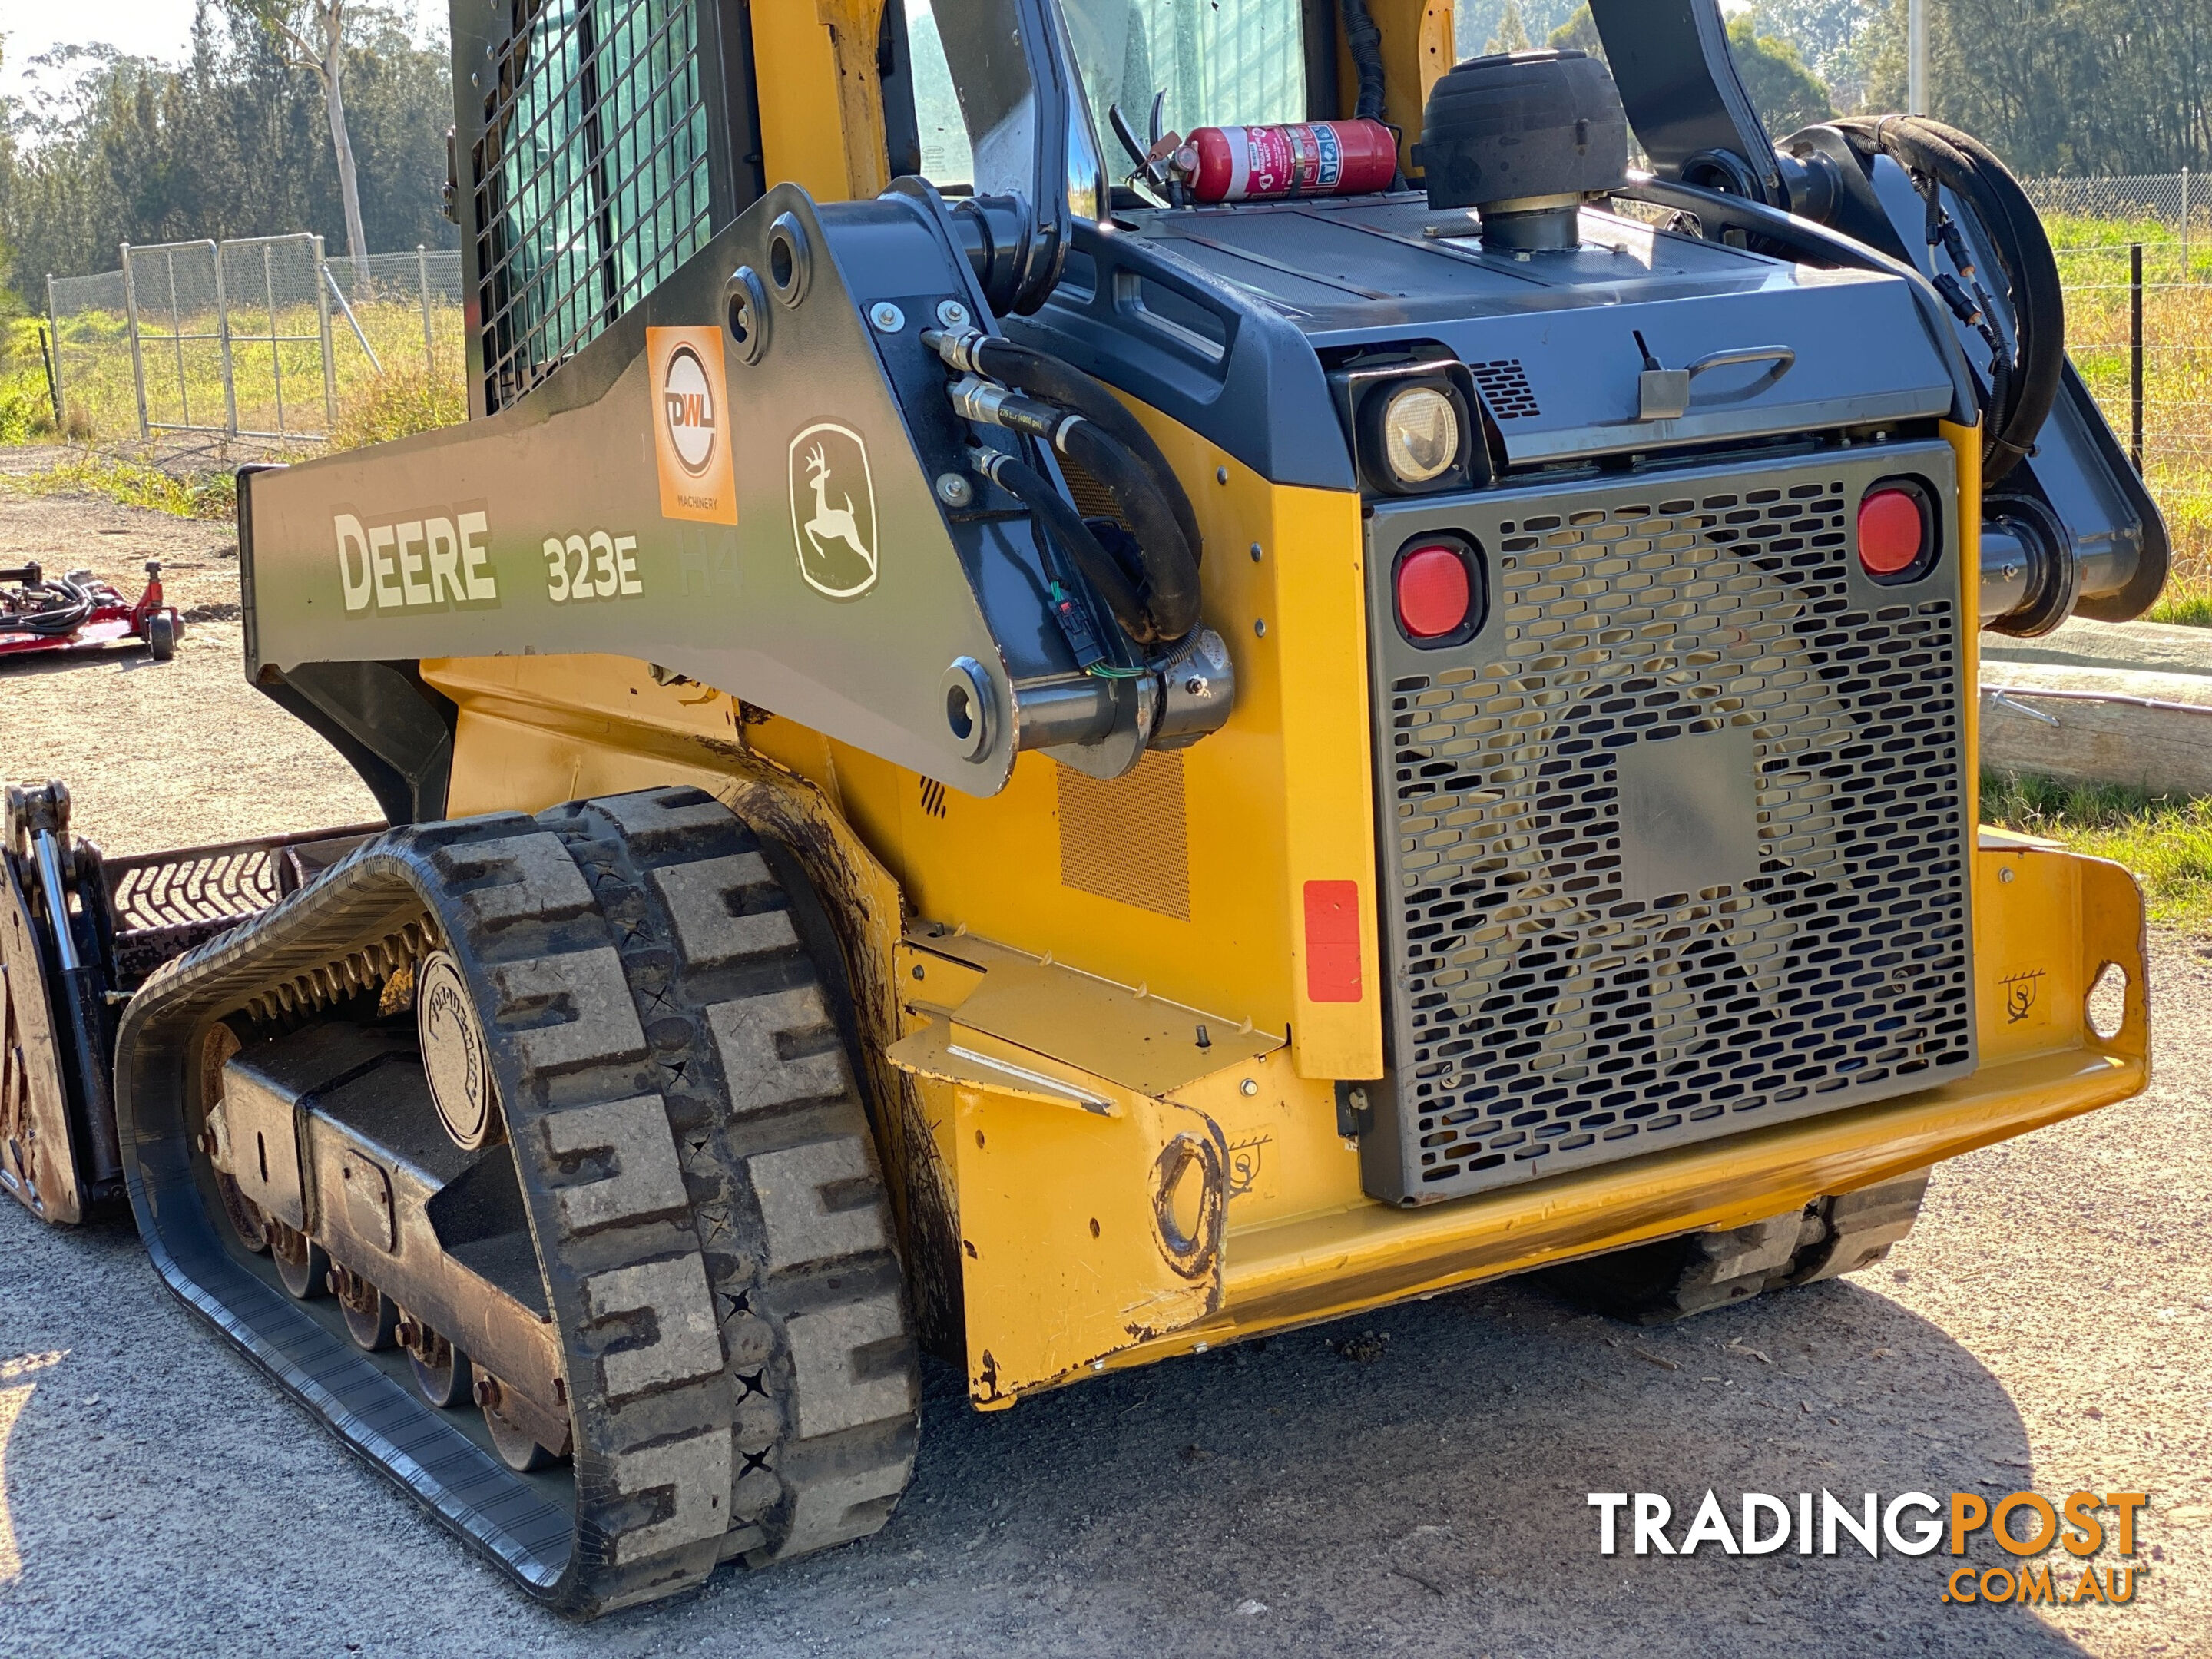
[896,837,2147,1405]
[1124,1042,2141,1368]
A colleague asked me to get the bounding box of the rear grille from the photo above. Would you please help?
[1363,447,1974,1204]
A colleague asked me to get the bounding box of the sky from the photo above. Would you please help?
[0,0,449,102]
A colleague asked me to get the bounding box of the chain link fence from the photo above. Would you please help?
[45,240,463,445]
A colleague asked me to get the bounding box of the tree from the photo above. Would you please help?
[1727,15,1835,137]
[1485,2,1534,55]
[1743,0,1881,108]
[1548,5,1605,60]
[237,0,367,257]
[0,5,452,294]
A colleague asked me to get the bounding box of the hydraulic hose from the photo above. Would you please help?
[4,576,95,637]
[1051,419,1201,643]
[1342,0,1389,122]
[952,333,1204,568]
[933,329,1205,646]
[1834,115,2064,485]
[974,450,1150,642]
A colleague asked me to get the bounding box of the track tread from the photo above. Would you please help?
[114,792,918,1615]
[1539,1169,1934,1325]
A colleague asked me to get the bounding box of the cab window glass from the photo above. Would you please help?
[1061,0,1306,157]
[906,0,976,187]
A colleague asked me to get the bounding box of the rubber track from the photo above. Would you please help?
[114,788,919,1614]
[1538,1169,1933,1326]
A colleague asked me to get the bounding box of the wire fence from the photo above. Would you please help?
[45,242,464,444]
[2025,175,2212,589]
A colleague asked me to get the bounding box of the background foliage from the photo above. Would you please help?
[0,2,453,306]
[1481,1,2207,176]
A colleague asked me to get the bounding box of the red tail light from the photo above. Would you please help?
[1857,487,1927,576]
[1396,544,1472,638]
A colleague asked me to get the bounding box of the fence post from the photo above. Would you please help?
[120,243,151,442]
[2130,241,2144,473]
[313,233,338,433]
[43,273,65,430]
[2184,167,2194,280]
[417,245,435,376]
[211,239,238,436]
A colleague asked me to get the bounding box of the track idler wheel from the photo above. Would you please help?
[475,1367,562,1472]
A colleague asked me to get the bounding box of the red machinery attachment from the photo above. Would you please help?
[0,561,182,662]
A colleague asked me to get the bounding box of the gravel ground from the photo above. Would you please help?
[2,488,2209,1657]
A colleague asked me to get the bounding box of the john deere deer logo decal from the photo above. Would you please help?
[788,422,879,598]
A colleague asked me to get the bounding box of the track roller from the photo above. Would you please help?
[399,1316,473,1409]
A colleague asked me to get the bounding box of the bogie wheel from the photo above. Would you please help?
[1539,1169,1932,1324]
[402,1318,472,1409]
[144,613,175,661]
[333,1266,400,1352]
[475,1367,562,1472]
[270,1222,330,1301]
[198,1024,269,1254]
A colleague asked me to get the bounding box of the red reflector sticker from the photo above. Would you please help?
[1396,545,1471,638]
[1857,488,1925,575]
[1303,879,1363,1003]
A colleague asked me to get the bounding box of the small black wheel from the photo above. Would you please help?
[407,1324,472,1409]
[145,613,176,661]
[476,1369,561,1472]
[270,1225,330,1300]
[335,1270,399,1351]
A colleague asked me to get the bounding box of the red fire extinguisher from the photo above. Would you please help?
[1178,119,1399,204]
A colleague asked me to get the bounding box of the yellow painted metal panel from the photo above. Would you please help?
[904,930,1283,1094]
[750,6,859,201]
[951,1079,1228,1406]
[1118,1041,2144,1376]
[810,446,1378,1082]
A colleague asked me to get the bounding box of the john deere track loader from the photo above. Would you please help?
[0,0,2165,1615]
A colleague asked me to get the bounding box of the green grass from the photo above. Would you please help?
[4,300,465,521]
[0,451,238,519]
[1983,767,2212,929]
[2147,574,2212,626]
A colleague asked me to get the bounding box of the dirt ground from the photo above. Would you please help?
[2,491,2210,1657]
[0,478,382,852]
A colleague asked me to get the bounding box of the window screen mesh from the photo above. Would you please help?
[472,0,711,411]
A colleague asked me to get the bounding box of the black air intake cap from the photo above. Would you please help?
[1418,49,1630,214]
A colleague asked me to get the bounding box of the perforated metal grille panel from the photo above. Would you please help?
[1469,359,1540,419]
[472,0,711,411]
[1363,445,1975,1204]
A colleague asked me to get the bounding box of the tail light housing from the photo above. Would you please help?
[1392,536,1486,647]
[1856,478,1939,584]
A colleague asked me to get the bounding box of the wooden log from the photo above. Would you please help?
[1980,661,2212,798]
